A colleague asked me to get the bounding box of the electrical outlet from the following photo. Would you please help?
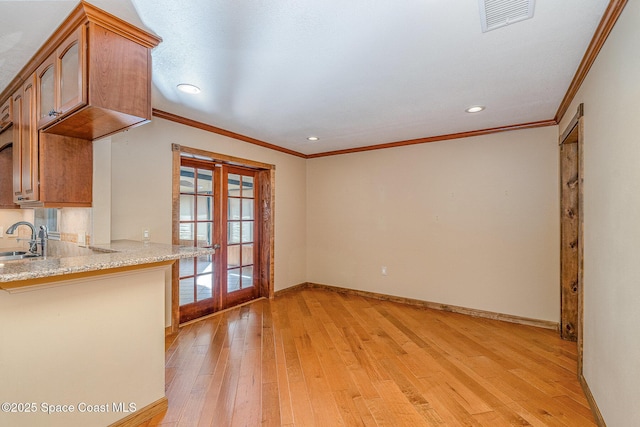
[381,266,388,276]
[142,229,150,243]
[78,233,86,245]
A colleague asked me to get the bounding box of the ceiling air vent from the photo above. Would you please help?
[478,0,535,32]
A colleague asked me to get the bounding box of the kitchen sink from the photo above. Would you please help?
[0,251,41,262]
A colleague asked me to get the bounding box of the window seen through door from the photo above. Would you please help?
[179,166,215,306]
[227,173,255,292]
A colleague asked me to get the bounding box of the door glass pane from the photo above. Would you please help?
[60,43,79,106]
[228,174,241,197]
[242,176,254,198]
[241,266,254,288]
[196,222,212,247]
[242,243,254,266]
[196,274,213,300]
[40,65,54,120]
[242,221,254,243]
[179,223,194,246]
[197,196,213,220]
[196,255,214,275]
[180,195,195,220]
[180,167,195,193]
[227,268,241,292]
[227,245,240,269]
[242,199,254,220]
[197,169,213,194]
[228,198,240,220]
[179,277,195,305]
[228,222,240,244]
[179,258,194,277]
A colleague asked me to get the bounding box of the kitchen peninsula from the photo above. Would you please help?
[0,241,213,427]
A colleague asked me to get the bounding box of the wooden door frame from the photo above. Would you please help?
[559,104,584,373]
[170,144,275,332]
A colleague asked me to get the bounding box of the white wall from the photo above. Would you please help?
[110,117,308,297]
[92,136,111,245]
[0,267,166,427]
[307,126,560,322]
[558,2,640,425]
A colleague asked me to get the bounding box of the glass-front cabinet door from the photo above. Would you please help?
[36,26,86,129]
[36,57,56,129]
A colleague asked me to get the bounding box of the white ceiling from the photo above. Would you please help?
[0,0,609,155]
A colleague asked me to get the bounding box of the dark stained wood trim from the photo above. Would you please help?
[285,282,559,330]
[81,0,162,48]
[559,129,580,341]
[258,168,275,300]
[178,297,267,327]
[170,147,181,333]
[107,397,168,427]
[555,0,628,123]
[174,143,275,170]
[306,119,557,158]
[273,282,310,296]
[156,111,557,159]
[579,374,607,426]
[559,103,584,145]
[577,115,585,376]
[153,109,307,159]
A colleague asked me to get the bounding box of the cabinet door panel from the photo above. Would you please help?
[36,56,56,129]
[36,26,87,130]
[58,26,86,115]
[21,76,38,202]
[0,98,12,131]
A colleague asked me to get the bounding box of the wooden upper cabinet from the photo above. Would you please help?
[0,97,12,132]
[0,2,160,208]
[0,2,161,142]
[11,74,92,208]
[36,26,87,130]
[0,145,18,209]
[0,118,18,209]
[12,74,39,204]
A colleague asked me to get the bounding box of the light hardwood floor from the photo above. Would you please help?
[141,287,596,426]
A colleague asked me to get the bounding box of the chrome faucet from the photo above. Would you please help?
[6,221,38,253]
[38,225,49,258]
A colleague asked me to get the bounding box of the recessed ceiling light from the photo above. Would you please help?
[177,84,201,94]
[307,136,319,141]
[465,105,485,113]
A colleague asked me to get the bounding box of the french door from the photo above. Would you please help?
[178,159,259,323]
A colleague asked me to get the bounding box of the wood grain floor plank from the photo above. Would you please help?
[272,328,295,425]
[147,288,597,426]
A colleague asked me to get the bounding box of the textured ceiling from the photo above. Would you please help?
[0,0,609,155]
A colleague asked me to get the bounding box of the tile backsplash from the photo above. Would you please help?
[0,209,35,249]
[0,208,92,249]
[59,208,93,245]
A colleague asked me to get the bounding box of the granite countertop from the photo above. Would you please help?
[0,240,214,284]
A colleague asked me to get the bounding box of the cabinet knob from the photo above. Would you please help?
[48,110,62,117]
